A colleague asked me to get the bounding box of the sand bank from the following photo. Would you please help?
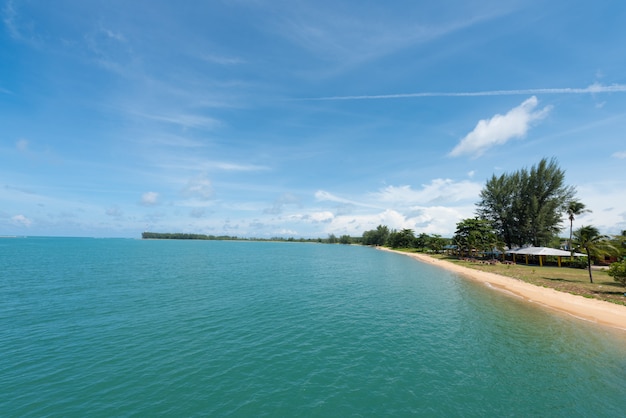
[379,248,626,331]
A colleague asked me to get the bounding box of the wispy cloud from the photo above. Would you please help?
[201,54,245,65]
[15,139,29,152]
[314,190,372,207]
[105,206,123,217]
[264,193,301,215]
[274,3,509,74]
[612,151,626,159]
[301,83,626,101]
[449,96,551,158]
[213,162,270,172]
[3,0,22,40]
[131,111,221,130]
[371,179,482,205]
[181,174,214,200]
[11,214,32,227]
[140,191,160,206]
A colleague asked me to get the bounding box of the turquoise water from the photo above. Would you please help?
[1,238,625,416]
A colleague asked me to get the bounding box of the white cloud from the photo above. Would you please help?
[314,190,371,207]
[182,174,213,200]
[612,151,626,159]
[307,179,482,236]
[308,211,334,223]
[317,206,469,237]
[213,162,269,172]
[449,96,552,158]
[371,179,482,206]
[11,214,32,227]
[140,191,160,206]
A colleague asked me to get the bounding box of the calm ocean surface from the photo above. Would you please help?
[1,237,625,416]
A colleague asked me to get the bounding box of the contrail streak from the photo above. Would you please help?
[300,83,626,101]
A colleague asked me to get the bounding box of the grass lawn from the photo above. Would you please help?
[424,253,626,306]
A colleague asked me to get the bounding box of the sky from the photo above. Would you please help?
[1,0,626,239]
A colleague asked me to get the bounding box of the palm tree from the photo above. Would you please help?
[566,201,590,259]
[573,225,616,283]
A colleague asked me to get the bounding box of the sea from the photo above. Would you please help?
[1,237,625,417]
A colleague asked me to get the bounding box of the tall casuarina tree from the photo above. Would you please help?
[477,158,576,248]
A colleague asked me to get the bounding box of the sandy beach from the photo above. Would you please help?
[379,248,626,331]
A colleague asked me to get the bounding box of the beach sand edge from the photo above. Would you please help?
[378,247,626,332]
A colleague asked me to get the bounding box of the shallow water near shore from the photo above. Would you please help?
[2,237,626,416]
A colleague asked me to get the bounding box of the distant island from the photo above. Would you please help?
[142,232,238,240]
[141,231,353,243]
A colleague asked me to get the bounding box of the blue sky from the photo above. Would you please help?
[1,0,625,238]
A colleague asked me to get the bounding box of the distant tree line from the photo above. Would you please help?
[141,231,360,244]
[361,224,450,252]
[142,232,238,240]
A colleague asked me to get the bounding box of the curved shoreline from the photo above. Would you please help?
[378,247,626,332]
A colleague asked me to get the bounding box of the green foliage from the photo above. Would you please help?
[387,228,415,249]
[142,232,224,240]
[566,200,590,254]
[362,225,390,246]
[339,235,352,244]
[573,225,617,283]
[609,231,626,259]
[608,260,626,288]
[453,218,495,257]
[568,258,588,269]
[477,157,576,248]
[429,234,447,253]
[414,233,430,251]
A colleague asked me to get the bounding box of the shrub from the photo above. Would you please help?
[568,258,588,269]
[608,260,626,288]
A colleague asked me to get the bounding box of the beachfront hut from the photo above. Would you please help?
[507,247,587,267]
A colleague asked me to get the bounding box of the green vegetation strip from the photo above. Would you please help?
[425,253,626,306]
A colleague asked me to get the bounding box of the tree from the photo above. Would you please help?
[608,260,626,289]
[362,225,389,246]
[477,158,576,248]
[476,172,519,249]
[573,226,616,283]
[609,230,626,259]
[454,218,494,257]
[339,235,352,244]
[429,234,447,254]
[387,228,415,249]
[566,200,590,259]
[414,233,431,251]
